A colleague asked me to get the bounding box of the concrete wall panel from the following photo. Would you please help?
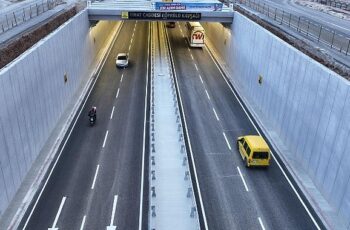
[295,66,318,162]
[288,56,306,155]
[338,175,350,228]
[265,40,279,123]
[280,50,297,146]
[15,57,35,165]
[203,13,350,226]
[0,72,22,187]
[310,74,336,183]
[11,65,31,172]
[329,89,350,201]
[318,79,348,195]
[0,164,8,216]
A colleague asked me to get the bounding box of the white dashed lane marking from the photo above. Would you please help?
[237,166,249,192]
[102,130,109,148]
[223,132,231,150]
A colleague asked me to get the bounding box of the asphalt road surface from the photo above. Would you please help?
[21,21,149,230]
[167,22,321,230]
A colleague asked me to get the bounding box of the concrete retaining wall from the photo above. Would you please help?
[203,13,350,228]
[0,10,118,217]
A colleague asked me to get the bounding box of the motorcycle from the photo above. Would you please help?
[89,115,96,126]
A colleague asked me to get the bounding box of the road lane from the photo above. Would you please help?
[22,21,149,230]
[168,22,320,230]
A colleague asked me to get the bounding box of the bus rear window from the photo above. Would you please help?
[253,152,269,159]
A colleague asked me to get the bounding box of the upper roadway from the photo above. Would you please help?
[21,21,323,230]
[244,0,350,36]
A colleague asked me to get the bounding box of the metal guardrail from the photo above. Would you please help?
[0,0,63,35]
[235,0,350,56]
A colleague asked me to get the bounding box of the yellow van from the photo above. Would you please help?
[237,135,271,167]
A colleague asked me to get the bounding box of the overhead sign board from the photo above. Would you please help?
[127,12,201,20]
[155,2,223,11]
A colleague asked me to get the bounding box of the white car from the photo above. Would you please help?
[116,53,129,68]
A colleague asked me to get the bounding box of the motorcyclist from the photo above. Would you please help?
[88,106,97,121]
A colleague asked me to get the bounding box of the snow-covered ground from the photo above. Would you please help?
[0,0,12,8]
[294,0,350,20]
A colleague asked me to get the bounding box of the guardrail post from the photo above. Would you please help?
[306,21,310,36]
[30,5,32,18]
[274,8,277,20]
[23,8,25,21]
[288,13,291,27]
[346,40,350,55]
[1,24,4,32]
[5,15,9,28]
[330,31,335,48]
[263,3,265,13]
[36,3,39,16]
[318,26,322,42]
[281,10,284,25]
[13,12,17,26]
[297,16,301,32]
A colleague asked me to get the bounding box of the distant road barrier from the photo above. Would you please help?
[311,0,350,11]
[234,0,350,56]
[0,0,64,35]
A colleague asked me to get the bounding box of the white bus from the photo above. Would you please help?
[186,22,205,47]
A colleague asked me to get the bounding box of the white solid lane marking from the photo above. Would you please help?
[199,75,204,84]
[129,44,132,51]
[131,37,134,44]
[138,22,150,230]
[212,108,220,121]
[109,195,118,226]
[120,74,124,83]
[205,90,210,100]
[237,167,249,192]
[190,54,194,60]
[187,47,190,52]
[102,130,109,148]
[194,63,198,71]
[80,215,86,230]
[223,132,232,150]
[116,88,120,99]
[258,217,266,230]
[51,196,66,229]
[110,106,115,120]
[91,164,100,190]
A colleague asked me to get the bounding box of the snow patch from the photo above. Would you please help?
[294,0,350,20]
